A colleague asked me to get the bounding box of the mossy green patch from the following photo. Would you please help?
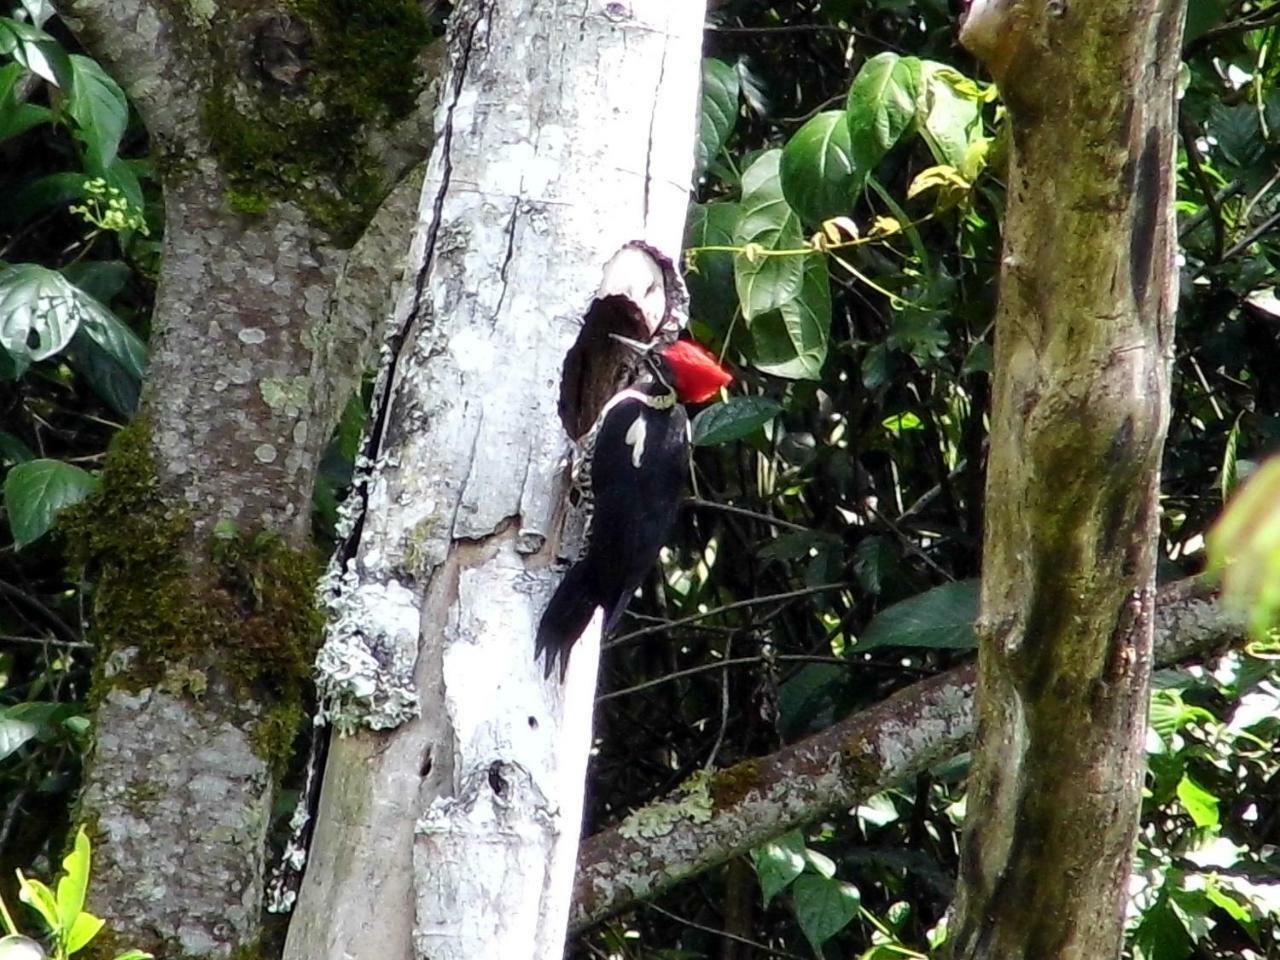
[708,758,765,808]
[62,420,324,778]
[200,0,433,244]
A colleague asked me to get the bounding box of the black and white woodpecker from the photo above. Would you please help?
[535,336,734,679]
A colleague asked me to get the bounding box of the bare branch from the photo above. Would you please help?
[570,579,1245,931]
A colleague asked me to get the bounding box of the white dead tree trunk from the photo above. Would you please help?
[282,3,706,958]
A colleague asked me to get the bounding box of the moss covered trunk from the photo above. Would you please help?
[52,0,439,953]
[945,2,1185,959]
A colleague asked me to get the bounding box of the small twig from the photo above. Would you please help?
[607,583,848,649]
[866,507,955,582]
[705,635,733,769]
[1215,206,1280,267]
[0,581,82,647]
[0,634,92,651]
[705,23,857,36]
[644,902,810,960]
[1178,113,1225,264]
[686,498,811,533]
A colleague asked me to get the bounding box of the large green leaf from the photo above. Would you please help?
[750,830,805,906]
[780,110,860,226]
[4,458,98,549]
[749,254,830,380]
[791,874,860,950]
[0,263,83,374]
[0,263,137,377]
[64,330,140,416]
[918,63,983,170]
[733,150,805,320]
[65,54,128,171]
[0,16,70,88]
[685,200,740,334]
[0,61,51,143]
[845,52,921,173]
[694,58,739,180]
[691,396,781,446]
[856,578,979,651]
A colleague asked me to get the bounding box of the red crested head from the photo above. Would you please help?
[658,340,733,403]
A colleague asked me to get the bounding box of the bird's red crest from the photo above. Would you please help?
[661,340,733,403]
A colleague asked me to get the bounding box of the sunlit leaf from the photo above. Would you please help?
[691,396,781,446]
[56,828,91,936]
[65,55,129,171]
[792,874,860,950]
[780,110,860,226]
[733,150,805,320]
[845,52,921,173]
[749,254,830,380]
[750,829,805,906]
[695,58,739,180]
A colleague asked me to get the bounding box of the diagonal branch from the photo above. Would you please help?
[570,577,1243,931]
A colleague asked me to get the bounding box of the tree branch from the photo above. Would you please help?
[569,577,1243,931]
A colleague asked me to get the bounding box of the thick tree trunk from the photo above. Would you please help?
[283,2,705,958]
[568,581,1242,930]
[946,3,1186,959]
[53,1,438,952]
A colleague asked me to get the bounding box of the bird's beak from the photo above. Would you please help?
[608,333,655,354]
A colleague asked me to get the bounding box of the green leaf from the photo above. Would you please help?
[0,62,51,143]
[0,263,86,373]
[750,829,806,906]
[917,63,983,169]
[857,579,979,651]
[802,847,836,879]
[0,172,93,227]
[1131,896,1193,960]
[685,201,741,334]
[1175,775,1220,829]
[852,536,896,595]
[65,55,129,171]
[75,303,145,381]
[780,110,860,225]
[4,459,98,549]
[733,150,805,320]
[1208,101,1262,168]
[0,17,70,88]
[845,52,921,173]
[1207,457,1280,639]
[64,911,103,954]
[695,59,739,180]
[110,953,153,960]
[691,396,781,446]
[56,828,90,937]
[791,874,860,950]
[0,712,40,762]
[749,254,830,380]
[65,332,140,416]
[15,872,58,935]
[60,261,131,305]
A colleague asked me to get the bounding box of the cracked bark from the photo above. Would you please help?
[568,581,1243,931]
[52,0,439,952]
[946,3,1186,958]
[282,2,706,958]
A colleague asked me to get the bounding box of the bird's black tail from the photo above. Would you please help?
[535,562,601,680]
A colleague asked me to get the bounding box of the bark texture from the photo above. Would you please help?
[53,0,439,951]
[947,3,1186,958]
[569,582,1243,930]
[283,3,705,958]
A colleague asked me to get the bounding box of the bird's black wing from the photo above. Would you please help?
[585,396,688,630]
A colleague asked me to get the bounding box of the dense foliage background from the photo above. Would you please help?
[0,1,1277,958]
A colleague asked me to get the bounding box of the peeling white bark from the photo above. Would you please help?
[287,2,706,957]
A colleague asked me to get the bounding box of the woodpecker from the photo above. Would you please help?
[535,337,733,679]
